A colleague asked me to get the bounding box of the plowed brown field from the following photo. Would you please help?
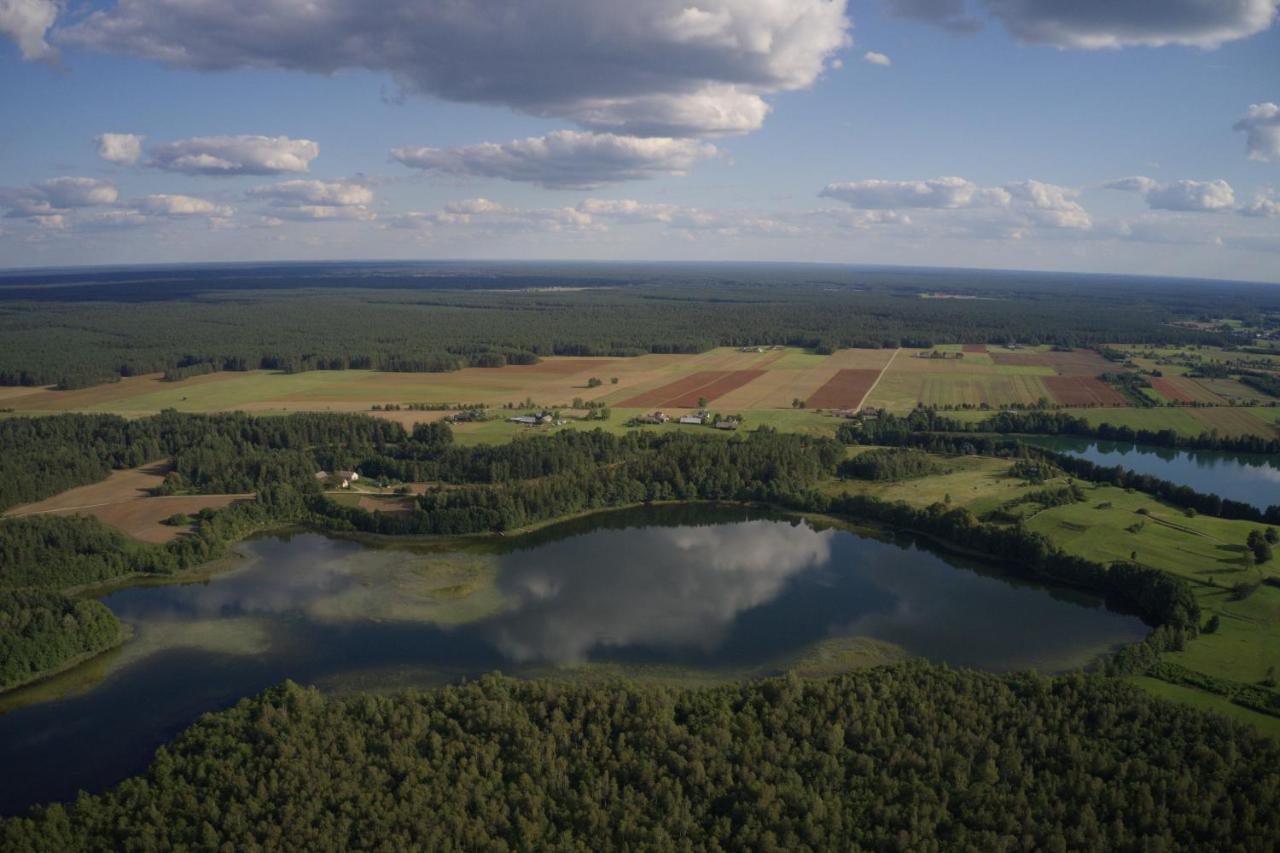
[806,369,881,409]
[1044,376,1127,406]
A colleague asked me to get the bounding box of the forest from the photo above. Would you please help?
[3,667,1277,850]
[0,261,1269,388]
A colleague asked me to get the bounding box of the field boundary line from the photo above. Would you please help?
[857,348,900,411]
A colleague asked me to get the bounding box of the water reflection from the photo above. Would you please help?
[0,507,1149,815]
[488,520,833,662]
[1026,437,1280,511]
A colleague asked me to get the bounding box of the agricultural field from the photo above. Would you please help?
[2,344,1277,442]
[3,464,251,543]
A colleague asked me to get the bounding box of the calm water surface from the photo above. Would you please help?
[0,506,1146,814]
[1025,437,1280,511]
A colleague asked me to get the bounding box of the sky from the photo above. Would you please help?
[0,0,1278,281]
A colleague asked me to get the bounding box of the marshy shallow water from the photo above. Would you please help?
[0,505,1146,813]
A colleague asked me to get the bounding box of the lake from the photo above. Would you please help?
[0,505,1147,814]
[1025,437,1280,511]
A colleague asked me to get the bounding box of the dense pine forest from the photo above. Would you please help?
[3,668,1277,850]
[1,262,1271,388]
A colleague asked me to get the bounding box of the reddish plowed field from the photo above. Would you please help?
[990,350,1112,376]
[1148,377,1196,403]
[962,344,988,354]
[1044,376,1127,406]
[806,369,881,409]
[618,372,732,407]
[666,370,765,407]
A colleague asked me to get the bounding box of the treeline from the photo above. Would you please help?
[837,447,938,481]
[5,668,1277,850]
[325,429,843,535]
[0,264,1254,387]
[975,409,1280,455]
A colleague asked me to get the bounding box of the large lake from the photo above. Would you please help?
[0,506,1146,814]
[1025,437,1280,511]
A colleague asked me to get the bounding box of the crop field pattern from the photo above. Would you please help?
[806,370,881,409]
[1043,376,1127,406]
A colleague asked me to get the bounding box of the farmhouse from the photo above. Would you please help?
[509,412,555,426]
[635,411,670,425]
[714,420,739,430]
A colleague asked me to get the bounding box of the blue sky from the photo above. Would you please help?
[1,0,1277,281]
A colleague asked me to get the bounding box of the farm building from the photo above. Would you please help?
[678,415,706,425]
[509,412,555,426]
[714,420,739,430]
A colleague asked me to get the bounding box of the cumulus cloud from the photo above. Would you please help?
[391,131,717,189]
[986,0,1277,49]
[1234,102,1280,162]
[1240,190,1280,218]
[883,0,982,34]
[386,198,592,234]
[863,50,892,66]
[1106,176,1236,212]
[819,176,1009,209]
[133,193,232,217]
[820,175,1091,231]
[148,135,319,176]
[61,0,850,137]
[248,179,372,207]
[247,179,374,222]
[0,176,118,217]
[884,0,1277,48]
[0,0,59,61]
[95,132,144,165]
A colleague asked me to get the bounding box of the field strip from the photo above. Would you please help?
[5,494,254,517]
[857,347,900,410]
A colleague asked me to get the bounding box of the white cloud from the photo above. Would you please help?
[248,179,373,207]
[884,0,1277,48]
[0,176,118,217]
[133,193,233,217]
[94,132,144,165]
[863,51,892,66]
[986,0,1277,49]
[148,135,319,176]
[819,176,1009,209]
[391,131,717,189]
[1240,190,1280,218]
[1106,176,1236,212]
[62,0,851,138]
[0,0,59,61]
[269,205,376,222]
[820,175,1091,231]
[1234,102,1280,162]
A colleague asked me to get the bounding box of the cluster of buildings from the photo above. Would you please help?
[508,412,565,426]
[634,410,741,430]
[315,469,361,488]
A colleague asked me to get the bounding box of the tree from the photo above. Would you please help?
[587,377,603,388]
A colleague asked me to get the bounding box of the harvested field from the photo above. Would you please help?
[1150,375,1223,404]
[962,344,988,354]
[1190,407,1279,439]
[356,495,417,515]
[822,348,897,370]
[4,462,251,543]
[1043,376,1127,406]
[618,371,732,407]
[806,369,881,409]
[919,375,1051,408]
[713,368,838,410]
[990,349,1113,376]
[665,370,765,408]
[1148,377,1197,404]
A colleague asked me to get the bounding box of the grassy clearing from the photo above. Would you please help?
[1129,676,1280,739]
